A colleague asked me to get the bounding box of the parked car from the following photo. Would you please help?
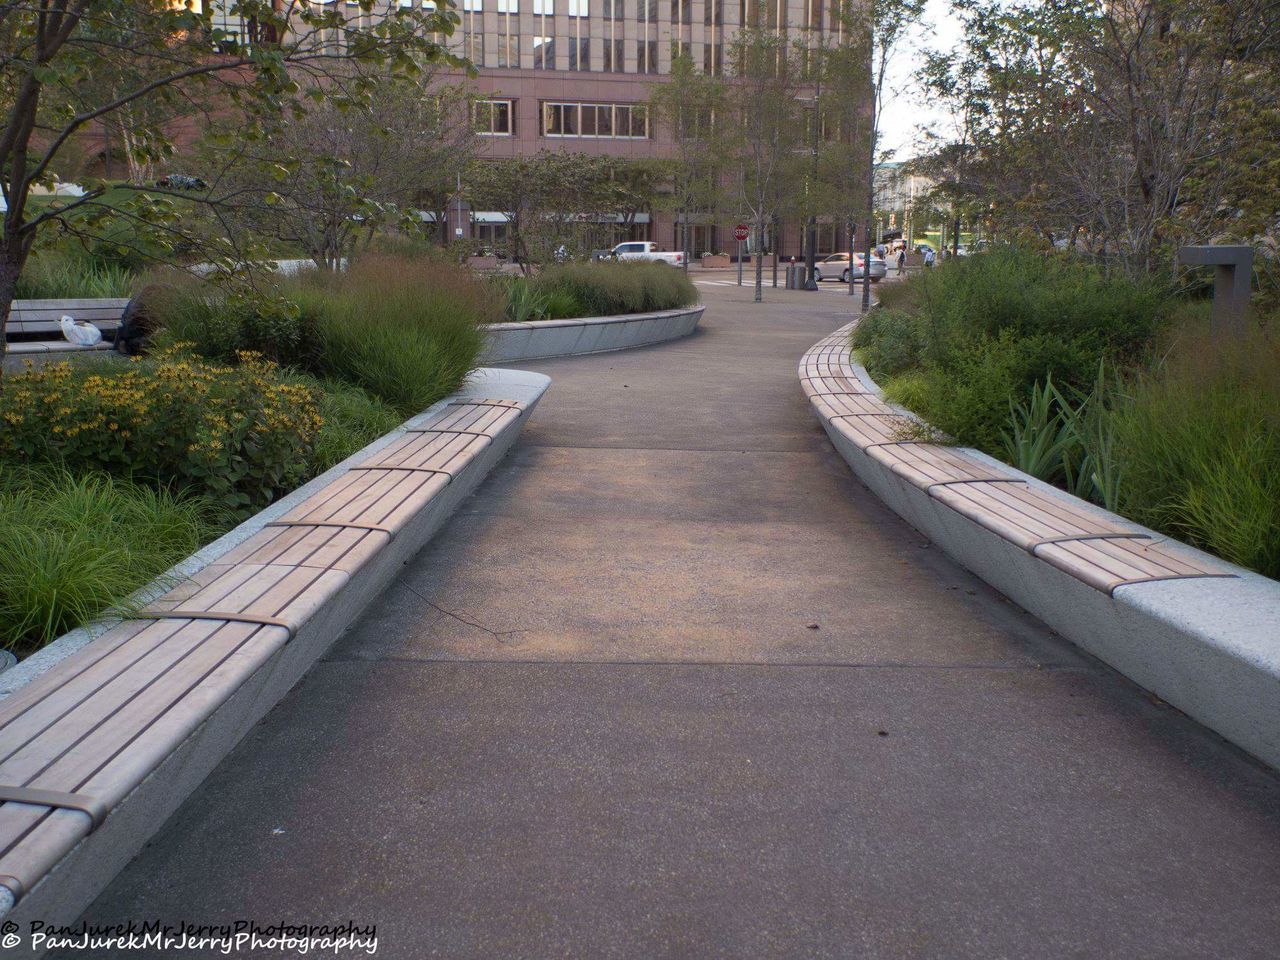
[814,252,887,283]
[156,174,207,191]
[914,243,935,256]
[610,241,686,267]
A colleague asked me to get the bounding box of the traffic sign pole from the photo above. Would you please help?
[734,224,749,286]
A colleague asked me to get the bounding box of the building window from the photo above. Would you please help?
[703,42,722,73]
[532,0,552,11]
[603,0,622,17]
[541,101,650,138]
[473,99,514,135]
[671,0,690,24]
[568,36,589,69]
[533,35,555,68]
[496,0,518,9]
[602,37,624,71]
[637,39,658,74]
[497,30,519,66]
[568,0,588,14]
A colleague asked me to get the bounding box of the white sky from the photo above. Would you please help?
[878,0,965,162]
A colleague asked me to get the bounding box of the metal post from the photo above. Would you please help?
[1178,245,1254,336]
[737,239,743,286]
[771,216,779,288]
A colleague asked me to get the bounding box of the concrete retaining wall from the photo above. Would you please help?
[809,336,1280,770]
[480,306,704,363]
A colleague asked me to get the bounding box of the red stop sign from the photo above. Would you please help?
[734,224,750,242]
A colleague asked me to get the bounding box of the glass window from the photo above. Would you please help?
[463,0,482,9]
[671,0,690,23]
[602,0,622,17]
[540,102,649,138]
[533,35,555,68]
[473,99,514,135]
[533,0,552,12]
[602,37,624,71]
[638,39,657,73]
[568,36,589,69]
[568,0,588,14]
[496,0,518,10]
[497,32,519,66]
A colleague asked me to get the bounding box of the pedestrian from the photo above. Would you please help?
[923,247,936,269]
[896,247,906,276]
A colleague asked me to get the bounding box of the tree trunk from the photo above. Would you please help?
[0,240,34,371]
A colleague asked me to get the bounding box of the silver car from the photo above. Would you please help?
[814,252,887,282]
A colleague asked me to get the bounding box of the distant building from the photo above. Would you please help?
[873,161,933,243]
[201,0,873,259]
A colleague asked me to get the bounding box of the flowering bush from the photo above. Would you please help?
[0,348,321,515]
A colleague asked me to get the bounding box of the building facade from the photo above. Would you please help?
[204,0,870,260]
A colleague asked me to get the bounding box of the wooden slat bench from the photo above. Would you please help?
[6,299,129,338]
[799,322,1237,598]
[0,384,543,930]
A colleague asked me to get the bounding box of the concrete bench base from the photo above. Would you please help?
[481,306,703,363]
[0,368,549,952]
[803,324,1280,769]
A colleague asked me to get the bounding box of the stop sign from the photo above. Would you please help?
[734,224,749,242]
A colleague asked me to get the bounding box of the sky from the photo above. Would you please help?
[877,0,965,162]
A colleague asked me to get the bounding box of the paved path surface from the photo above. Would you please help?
[64,283,1280,959]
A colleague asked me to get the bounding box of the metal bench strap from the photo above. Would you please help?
[348,465,453,476]
[926,477,1027,492]
[401,427,495,438]
[448,399,522,409]
[1033,533,1152,547]
[265,520,394,538]
[131,611,295,641]
[0,785,109,829]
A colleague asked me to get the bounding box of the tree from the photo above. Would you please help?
[467,151,618,272]
[0,0,452,361]
[855,0,925,307]
[210,67,476,271]
[650,49,729,271]
[806,8,874,294]
[928,0,1280,274]
[728,28,806,303]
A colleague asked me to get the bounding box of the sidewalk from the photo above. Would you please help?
[59,283,1280,960]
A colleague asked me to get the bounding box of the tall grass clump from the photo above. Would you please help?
[0,467,221,655]
[531,261,698,316]
[1107,328,1280,578]
[853,246,1169,450]
[286,373,403,471]
[291,255,494,416]
[13,252,135,299]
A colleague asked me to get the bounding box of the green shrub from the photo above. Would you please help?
[1107,329,1280,578]
[292,256,492,416]
[854,245,1169,450]
[0,348,322,515]
[149,286,310,364]
[531,261,698,316]
[291,375,403,471]
[13,252,135,299]
[0,467,221,655]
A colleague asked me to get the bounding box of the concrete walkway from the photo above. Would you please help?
[64,283,1280,959]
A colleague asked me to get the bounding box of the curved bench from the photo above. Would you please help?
[0,368,549,940]
[802,322,1280,768]
[479,306,704,363]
